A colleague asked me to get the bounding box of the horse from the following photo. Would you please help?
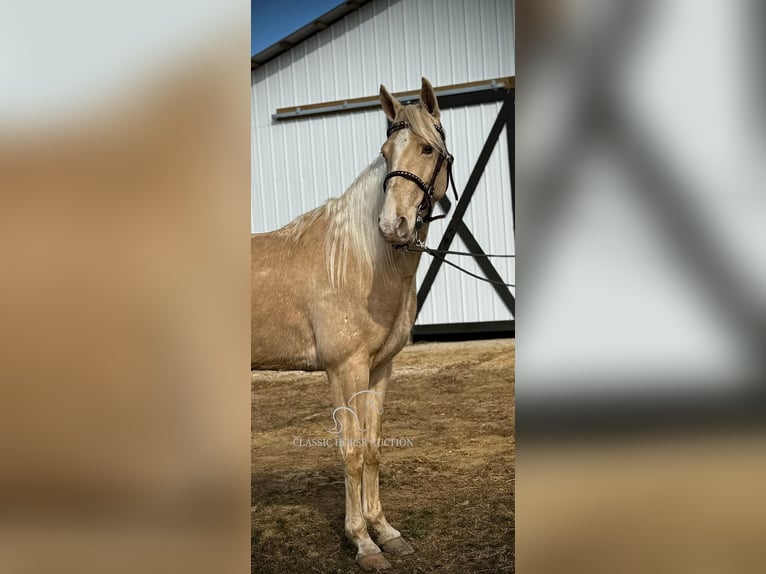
[251,78,453,571]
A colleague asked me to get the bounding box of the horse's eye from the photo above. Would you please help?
[422,145,433,155]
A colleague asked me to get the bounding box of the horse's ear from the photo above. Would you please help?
[419,77,440,120]
[379,84,401,122]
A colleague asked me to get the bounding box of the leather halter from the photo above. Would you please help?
[382,121,458,229]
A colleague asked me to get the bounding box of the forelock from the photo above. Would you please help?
[394,104,446,154]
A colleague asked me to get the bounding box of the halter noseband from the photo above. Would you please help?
[383,121,458,229]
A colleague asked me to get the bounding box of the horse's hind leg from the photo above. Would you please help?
[327,356,392,571]
[362,362,415,556]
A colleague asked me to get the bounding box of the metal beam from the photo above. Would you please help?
[454,222,515,316]
[412,320,514,340]
[272,79,512,120]
[506,90,515,234]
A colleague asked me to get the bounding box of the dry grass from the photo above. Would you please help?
[252,339,515,573]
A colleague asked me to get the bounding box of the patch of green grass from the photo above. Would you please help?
[400,509,434,540]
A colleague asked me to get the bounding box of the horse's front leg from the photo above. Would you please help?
[362,361,415,556]
[327,355,391,571]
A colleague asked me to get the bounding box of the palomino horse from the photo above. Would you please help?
[252,78,453,571]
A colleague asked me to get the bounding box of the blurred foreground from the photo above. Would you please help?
[0,2,250,572]
[517,2,766,573]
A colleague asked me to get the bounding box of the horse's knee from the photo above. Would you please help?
[341,444,364,476]
[364,442,381,466]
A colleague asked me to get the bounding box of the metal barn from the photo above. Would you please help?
[251,0,515,337]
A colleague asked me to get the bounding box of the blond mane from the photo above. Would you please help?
[278,155,396,289]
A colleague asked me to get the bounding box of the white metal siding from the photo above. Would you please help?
[252,0,515,326]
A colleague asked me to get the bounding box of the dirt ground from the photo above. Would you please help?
[251,338,515,573]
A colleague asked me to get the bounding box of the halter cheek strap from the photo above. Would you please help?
[383,122,458,228]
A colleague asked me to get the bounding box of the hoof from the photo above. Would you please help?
[380,536,415,555]
[357,552,392,571]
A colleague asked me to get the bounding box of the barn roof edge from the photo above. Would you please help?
[251,0,373,71]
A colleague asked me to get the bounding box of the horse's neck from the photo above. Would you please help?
[332,156,424,288]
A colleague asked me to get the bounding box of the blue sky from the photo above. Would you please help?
[252,0,342,56]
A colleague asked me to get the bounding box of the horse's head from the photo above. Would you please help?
[378,77,452,245]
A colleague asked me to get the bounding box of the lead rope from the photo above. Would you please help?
[415,246,515,258]
[396,239,516,287]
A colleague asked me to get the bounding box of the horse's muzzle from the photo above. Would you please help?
[378,215,412,244]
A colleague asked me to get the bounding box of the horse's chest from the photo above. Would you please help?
[309,281,416,370]
[369,288,416,368]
